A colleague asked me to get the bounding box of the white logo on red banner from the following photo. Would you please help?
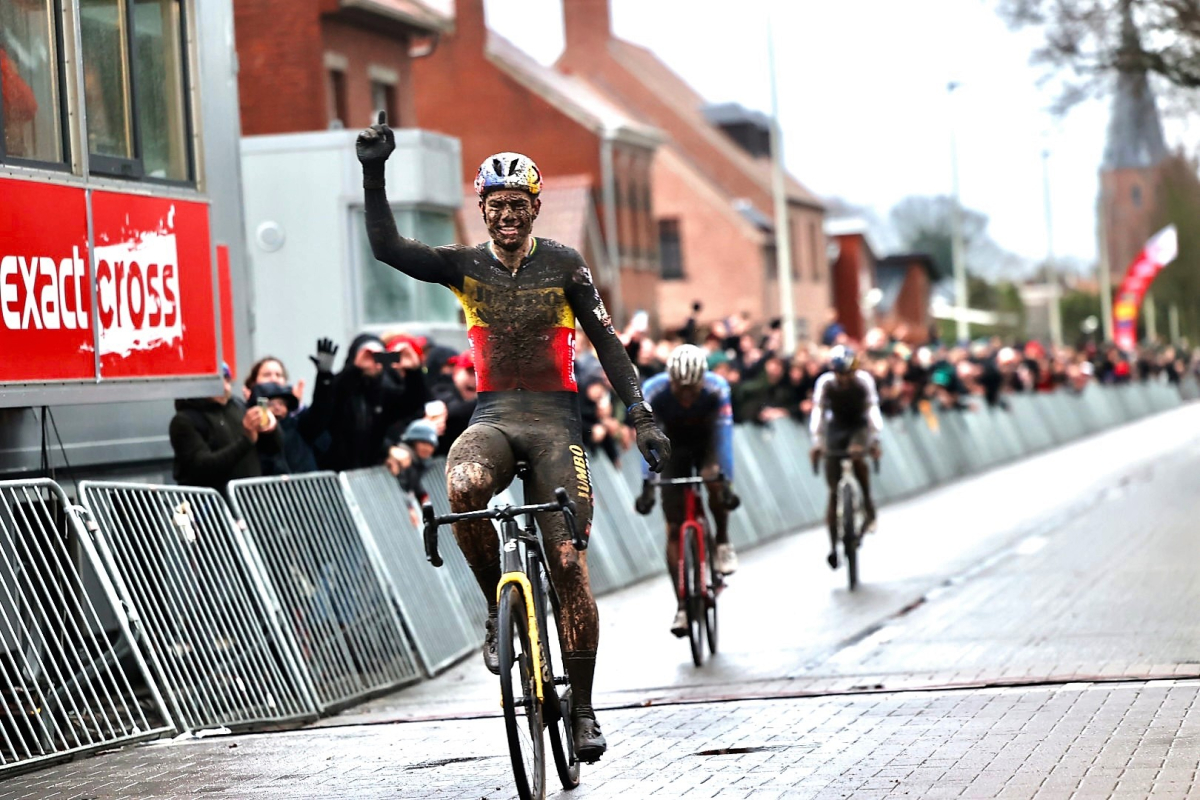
[0,248,90,331]
[95,208,183,357]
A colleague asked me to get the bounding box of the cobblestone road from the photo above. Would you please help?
[3,404,1199,799]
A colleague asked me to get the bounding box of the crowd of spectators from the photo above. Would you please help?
[167,304,1198,497]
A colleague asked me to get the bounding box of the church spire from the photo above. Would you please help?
[1102,0,1168,170]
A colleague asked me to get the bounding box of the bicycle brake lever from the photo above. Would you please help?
[421,503,443,567]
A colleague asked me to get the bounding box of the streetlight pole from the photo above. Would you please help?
[1097,188,1115,341]
[1042,146,1063,346]
[767,10,797,354]
[948,81,969,343]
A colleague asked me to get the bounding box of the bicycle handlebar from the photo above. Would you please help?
[812,449,881,475]
[422,487,586,567]
[649,472,727,488]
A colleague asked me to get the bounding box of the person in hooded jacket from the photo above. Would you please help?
[320,333,416,471]
[170,364,282,493]
[246,338,340,474]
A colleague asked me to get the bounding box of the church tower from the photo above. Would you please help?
[1099,1,1170,280]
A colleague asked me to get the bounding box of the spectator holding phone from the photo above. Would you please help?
[320,333,414,471]
[169,363,282,494]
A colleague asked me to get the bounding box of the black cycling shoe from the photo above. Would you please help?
[483,606,500,675]
[572,706,607,763]
[826,550,839,570]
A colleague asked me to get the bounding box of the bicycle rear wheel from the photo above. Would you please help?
[704,528,718,655]
[540,576,580,790]
[682,526,705,666]
[840,483,859,591]
[498,583,546,800]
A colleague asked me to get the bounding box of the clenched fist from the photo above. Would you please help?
[357,111,395,188]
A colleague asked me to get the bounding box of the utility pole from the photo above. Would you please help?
[767,11,796,353]
[1169,303,1181,344]
[1042,146,1063,346]
[1097,188,1115,341]
[948,81,969,343]
[1145,292,1157,342]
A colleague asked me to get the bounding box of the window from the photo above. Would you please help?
[80,0,191,181]
[1131,184,1142,208]
[0,0,67,165]
[371,81,395,125]
[358,208,460,324]
[810,220,821,280]
[659,219,684,280]
[327,69,347,129]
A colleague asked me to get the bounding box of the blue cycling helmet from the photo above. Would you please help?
[829,345,858,374]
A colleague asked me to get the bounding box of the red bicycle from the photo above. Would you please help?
[651,475,722,666]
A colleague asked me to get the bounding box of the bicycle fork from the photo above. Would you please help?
[498,517,546,704]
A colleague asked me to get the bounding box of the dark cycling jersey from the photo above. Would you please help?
[363,195,644,406]
[641,371,734,479]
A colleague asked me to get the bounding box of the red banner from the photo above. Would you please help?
[92,192,218,378]
[0,178,219,386]
[1113,225,1178,351]
[0,179,95,381]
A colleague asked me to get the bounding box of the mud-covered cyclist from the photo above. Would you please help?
[809,345,883,569]
[356,115,671,762]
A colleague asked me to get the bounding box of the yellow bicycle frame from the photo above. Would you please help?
[497,571,544,704]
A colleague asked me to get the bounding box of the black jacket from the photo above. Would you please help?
[169,397,282,492]
[320,335,427,472]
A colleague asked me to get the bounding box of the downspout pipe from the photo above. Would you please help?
[600,131,625,327]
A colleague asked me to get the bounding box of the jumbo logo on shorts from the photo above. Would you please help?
[569,444,591,499]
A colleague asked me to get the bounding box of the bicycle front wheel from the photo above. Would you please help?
[704,529,719,655]
[840,483,859,591]
[682,526,705,666]
[498,583,546,800]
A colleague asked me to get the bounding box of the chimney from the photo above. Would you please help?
[563,0,611,59]
[453,0,487,49]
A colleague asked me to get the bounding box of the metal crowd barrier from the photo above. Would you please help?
[79,482,316,732]
[339,467,477,676]
[0,480,170,775]
[227,474,421,712]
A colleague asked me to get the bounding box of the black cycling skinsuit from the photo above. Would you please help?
[641,372,735,559]
[810,370,883,548]
[362,178,652,739]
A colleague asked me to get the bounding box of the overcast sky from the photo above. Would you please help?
[469,0,1142,270]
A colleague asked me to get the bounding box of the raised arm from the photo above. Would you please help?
[567,262,671,471]
[357,113,461,286]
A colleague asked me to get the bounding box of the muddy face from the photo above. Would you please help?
[480,190,540,252]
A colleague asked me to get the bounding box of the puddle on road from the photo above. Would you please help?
[405,754,500,770]
[691,745,792,756]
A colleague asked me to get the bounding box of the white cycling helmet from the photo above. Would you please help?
[667,344,708,386]
[474,152,542,197]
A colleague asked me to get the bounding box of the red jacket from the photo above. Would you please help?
[1,50,38,123]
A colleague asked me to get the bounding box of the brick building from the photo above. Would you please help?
[826,219,937,345]
[234,0,449,136]
[555,0,829,340]
[409,0,663,327]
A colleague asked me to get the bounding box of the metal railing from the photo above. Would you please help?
[340,467,478,676]
[227,473,421,711]
[0,480,170,775]
[80,482,317,732]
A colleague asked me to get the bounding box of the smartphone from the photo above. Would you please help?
[372,351,402,365]
[630,310,649,333]
[257,397,270,426]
